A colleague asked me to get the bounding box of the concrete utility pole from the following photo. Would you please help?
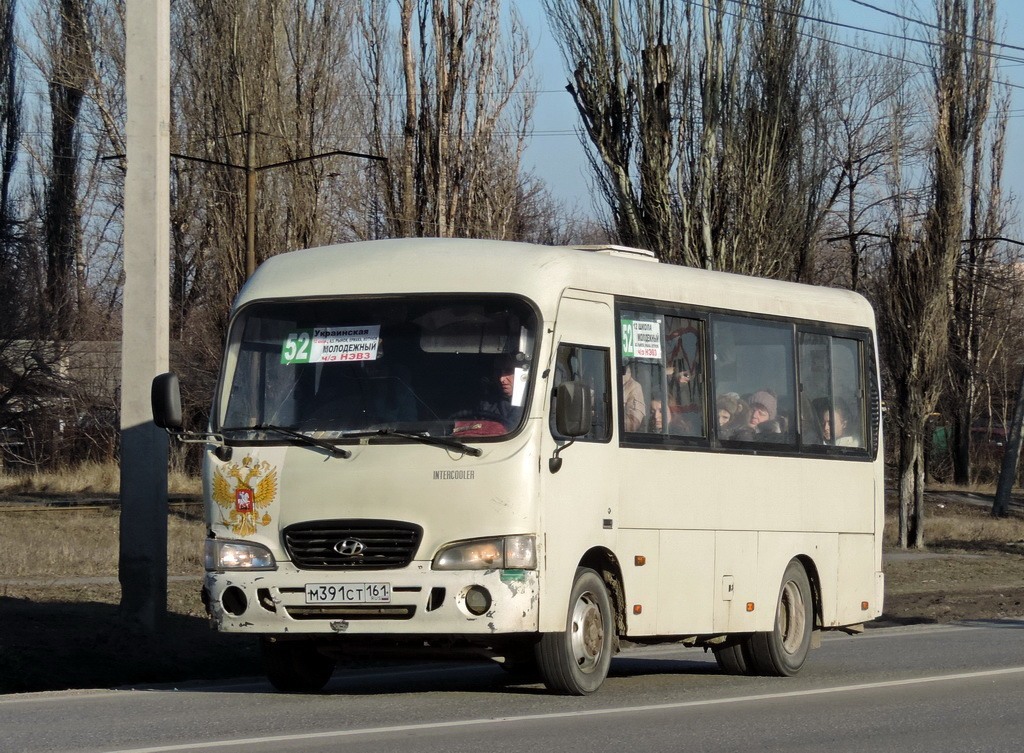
[119,0,170,630]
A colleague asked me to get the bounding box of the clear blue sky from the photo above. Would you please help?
[523,0,1024,239]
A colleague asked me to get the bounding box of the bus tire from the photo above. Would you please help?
[748,560,813,677]
[260,637,335,693]
[712,640,754,675]
[535,567,614,695]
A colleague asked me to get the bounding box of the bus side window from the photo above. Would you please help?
[798,333,866,451]
[640,316,706,438]
[550,344,611,442]
[712,316,795,444]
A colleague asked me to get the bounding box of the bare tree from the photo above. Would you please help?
[944,83,1013,484]
[0,0,26,347]
[43,0,91,340]
[357,0,536,239]
[544,0,841,279]
[20,0,126,344]
[822,45,918,290]
[171,0,361,327]
[881,0,996,549]
[0,0,19,255]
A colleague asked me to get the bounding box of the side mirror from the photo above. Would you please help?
[151,372,183,431]
[550,380,592,474]
[555,380,593,438]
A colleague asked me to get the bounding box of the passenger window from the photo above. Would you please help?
[550,344,611,441]
[799,333,865,450]
[712,317,795,444]
[620,310,706,439]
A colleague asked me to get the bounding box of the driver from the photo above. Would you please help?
[453,354,525,436]
[480,354,525,429]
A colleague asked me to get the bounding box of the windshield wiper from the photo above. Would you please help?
[360,428,482,457]
[226,424,351,459]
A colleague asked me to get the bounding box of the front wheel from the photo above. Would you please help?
[260,637,335,693]
[535,568,615,695]
[748,560,814,676]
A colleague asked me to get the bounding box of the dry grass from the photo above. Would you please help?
[882,492,1024,549]
[922,512,1024,547]
[0,507,204,579]
[0,461,199,496]
[882,514,1024,548]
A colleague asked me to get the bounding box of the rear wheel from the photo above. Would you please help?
[748,560,814,676]
[712,640,754,675]
[260,637,335,693]
[535,568,615,695]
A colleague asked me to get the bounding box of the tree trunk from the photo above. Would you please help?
[399,0,416,236]
[993,366,1024,517]
[45,0,90,339]
[898,427,926,549]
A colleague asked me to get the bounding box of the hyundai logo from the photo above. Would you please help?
[334,539,366,557]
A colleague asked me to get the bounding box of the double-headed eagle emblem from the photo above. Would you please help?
[212,455,278,536]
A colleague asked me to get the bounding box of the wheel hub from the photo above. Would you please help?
[779,580,807,654]
[570,592,604,671]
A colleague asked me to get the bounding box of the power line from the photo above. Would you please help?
[712,0,1024,66]
[701,0,1024,93]
[847,0,1024,56]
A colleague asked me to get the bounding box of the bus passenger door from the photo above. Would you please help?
[538,294,617,634]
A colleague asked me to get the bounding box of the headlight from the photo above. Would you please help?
[432,535,536,570]
[205,539,277,571]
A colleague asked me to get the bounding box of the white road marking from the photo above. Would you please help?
[99,665,1024,753]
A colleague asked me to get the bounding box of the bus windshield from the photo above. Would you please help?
[219,295,538,441]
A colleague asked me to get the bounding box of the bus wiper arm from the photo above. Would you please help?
[243,423,351,458]
[374,429,482,457]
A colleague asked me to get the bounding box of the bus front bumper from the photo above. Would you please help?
[203,563,540,635]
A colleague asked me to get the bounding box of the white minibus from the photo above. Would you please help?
[153,238,884,695]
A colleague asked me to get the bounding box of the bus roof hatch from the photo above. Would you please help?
[572,244,659,262]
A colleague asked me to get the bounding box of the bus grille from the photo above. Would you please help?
[283,520,423,570]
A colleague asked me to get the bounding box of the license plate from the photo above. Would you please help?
[304,583,391,604]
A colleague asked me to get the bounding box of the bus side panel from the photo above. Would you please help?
[713,531,759,633]
[619,456,874,536]
[836,533,883,624]
[620,529,718,638]
[656,529,715,634]
[617,529,660,635]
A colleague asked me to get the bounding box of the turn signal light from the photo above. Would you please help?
[746,602,755,612]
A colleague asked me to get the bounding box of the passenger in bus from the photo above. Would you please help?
[648,370,703,436]
[621,363,647,432]
[649,395,700,435]
[667,362,700,406]
[817,398,861,447]
[716,393,742,429]
[649,395,665,432]
[726,389,786,440]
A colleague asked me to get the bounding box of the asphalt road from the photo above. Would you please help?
[4,620,1024,753]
